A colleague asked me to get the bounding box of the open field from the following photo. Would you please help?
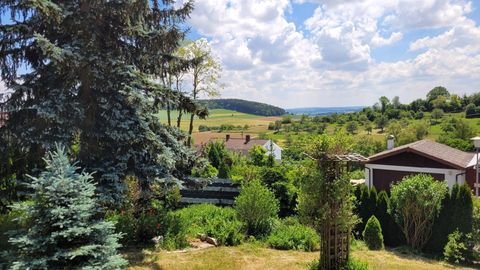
[157,109,280,134]
[126,243,474,270]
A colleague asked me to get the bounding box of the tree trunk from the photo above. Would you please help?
[187,113,194,147]
[177,111,182,128]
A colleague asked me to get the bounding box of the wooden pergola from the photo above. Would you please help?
[307,152,368,270]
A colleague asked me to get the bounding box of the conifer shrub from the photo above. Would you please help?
[363,215,384,250]
[8,145,127,269]
[375,191,405,247]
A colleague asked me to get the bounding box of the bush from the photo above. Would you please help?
[235,180,279,237]
[363,215,384,250]
[160,211,189,250]
[267,218,319,251]
[390,174,448,250]
[308,258,368,270]
[375,191,405,247]
[425,184,473,255]
[444,230,474,264]
[176,204,243,246]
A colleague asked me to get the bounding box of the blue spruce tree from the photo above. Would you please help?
[9,145,127,269]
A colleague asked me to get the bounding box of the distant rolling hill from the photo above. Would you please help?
[287,106,365,116]
[199,99,286,116]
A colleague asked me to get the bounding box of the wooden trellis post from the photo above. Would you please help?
[315,153,368,270]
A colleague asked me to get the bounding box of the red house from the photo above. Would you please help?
[364,139,478,192]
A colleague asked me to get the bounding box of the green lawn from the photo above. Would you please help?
[126,243,475,270]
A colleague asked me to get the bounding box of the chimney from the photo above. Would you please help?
[226,134,230,141]
[245,135,251,144]
[387,135,395,150]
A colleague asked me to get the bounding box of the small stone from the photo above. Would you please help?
[205,236,218,246]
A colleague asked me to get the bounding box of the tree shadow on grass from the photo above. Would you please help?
[386,246,469,269]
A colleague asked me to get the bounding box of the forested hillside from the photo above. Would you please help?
[199,99,286,116]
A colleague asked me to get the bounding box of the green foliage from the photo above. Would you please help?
[443,230,474,264]
[177,204,243,246]
[192,164,218,178]
[473,198,480,246]
[0,0,199,206]
[390,174,448,250]
[205,141,232,178]
[235,180,279,237]
[431,108,444,123]
[452,184,473,234]
[8,146,126,269]
[267,218,319,251]
[249,145,268,166]
[375,191,405,247]
[375,115,388,132]
[427,86,450,103]
[308,258,368,270]
[363,216,384,250]
[346,121,358,134]
[260,166,298,217]
[354,185,377,238]
[198,99,286,116]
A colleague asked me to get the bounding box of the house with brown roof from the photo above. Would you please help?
[363,137,477,192]
[205,134,282,160]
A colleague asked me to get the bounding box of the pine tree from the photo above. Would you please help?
[9,145,127,269]
[0,0,197,205]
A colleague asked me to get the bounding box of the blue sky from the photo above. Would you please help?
[2,1,480,109]
[185,0,480,108]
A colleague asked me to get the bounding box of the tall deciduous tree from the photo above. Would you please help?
[178,38,222,146]
[0,0,197,205]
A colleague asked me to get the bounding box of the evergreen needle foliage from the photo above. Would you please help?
[363,215,384,250]
[8,145,127,269]
[0,0,198,206]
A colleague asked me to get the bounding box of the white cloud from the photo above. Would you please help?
[183,0,480,108]
[371,32,403,47]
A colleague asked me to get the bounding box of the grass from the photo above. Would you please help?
[126,243,475,270]
[157,109,280,134]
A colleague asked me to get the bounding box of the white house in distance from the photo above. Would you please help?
[204,134,282,160]
[362,137,477,191]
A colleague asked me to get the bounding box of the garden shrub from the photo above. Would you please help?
[354,185,376,238]
[308,258,368,270]
[176,204,243,246]
[425,184,473,255]
[390,174,448,250]
[444,230,474,264]
[106,211,138,246]
[160,211,189,250]
[267,218,319,251]
[235,180,279,237]
[375,191,404,247]
[362,215,384,250]
[473,197,480,247]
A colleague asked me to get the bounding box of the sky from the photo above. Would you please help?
[182,0,480,108]
[1,1,480,109]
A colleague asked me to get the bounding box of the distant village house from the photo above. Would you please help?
[363,137,478,192]
[201,134,282,160]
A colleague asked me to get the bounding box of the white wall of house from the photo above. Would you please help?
[364,164,466,189]
[263,140,282,160]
